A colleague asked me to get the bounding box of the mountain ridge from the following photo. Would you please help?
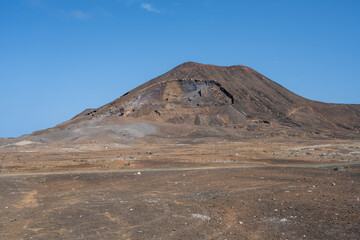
[28,62,360,141]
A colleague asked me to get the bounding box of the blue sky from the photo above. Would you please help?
[1,0,359,137]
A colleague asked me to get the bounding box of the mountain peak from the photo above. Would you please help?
[174,61,250,70]
[31,62,360,140]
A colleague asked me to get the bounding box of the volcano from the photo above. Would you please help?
[12,62,360,143]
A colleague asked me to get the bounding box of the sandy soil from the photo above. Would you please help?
[1,164,359,239]
[1,137,359,173]
[0,137,359,239]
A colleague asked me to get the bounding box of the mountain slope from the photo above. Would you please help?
[30,62,360,141]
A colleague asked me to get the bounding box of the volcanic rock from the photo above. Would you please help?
[17,62,360,142]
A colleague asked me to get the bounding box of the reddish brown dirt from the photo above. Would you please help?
[27,62,360,142]
[1,165,359,239]
[1,138,359,174]
[0,137,359,239]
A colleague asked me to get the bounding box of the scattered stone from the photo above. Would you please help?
[191,214,210,221]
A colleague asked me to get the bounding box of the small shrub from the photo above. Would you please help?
[39,178,46,184]
[27,167,39,171]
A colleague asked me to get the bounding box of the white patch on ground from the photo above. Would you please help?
[191,213,210,221]
[268,217,289,223]
[144,199,160,204]
[289,144,332,151]
[212,159,233,163]
[14,140,35,146]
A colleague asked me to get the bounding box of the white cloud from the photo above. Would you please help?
[69,10,90,20]
[141,3,160,13]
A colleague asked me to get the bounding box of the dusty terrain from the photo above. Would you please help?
[1,136,360,173]
[1,159,359,239]
[1,137,360,239]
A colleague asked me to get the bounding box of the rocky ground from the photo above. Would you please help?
[0,164,359,239]
[0,137,360,239]
[0,137,359,173]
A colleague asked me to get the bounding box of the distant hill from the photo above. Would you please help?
[13,62,360,143]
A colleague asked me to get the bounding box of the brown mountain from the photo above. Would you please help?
[20,62,360,142]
